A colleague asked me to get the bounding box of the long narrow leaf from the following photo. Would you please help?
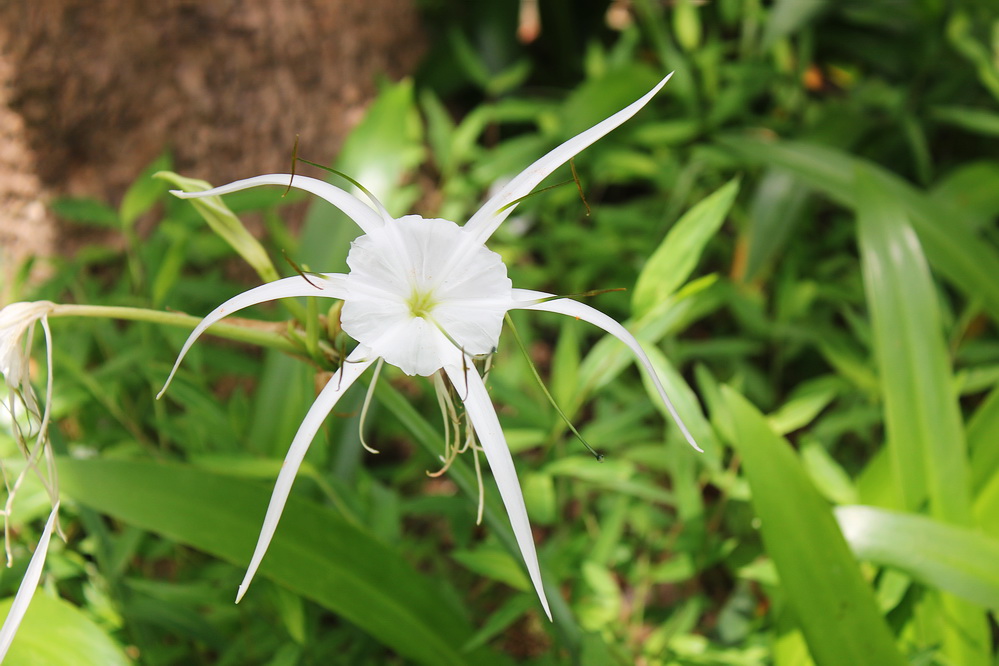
[855,167,987,663]
[837,505,999,610]
[856,166,972,520]
[632,177,739,317]
[720,386,905,666]
[719,136,999,325]
[56,458,480,666]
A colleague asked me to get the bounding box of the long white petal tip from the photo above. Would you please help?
[686,433,704,453]
[0,502,60,661]
[155,380,170,400]
[235,584,248,604]
[156,365,182,400]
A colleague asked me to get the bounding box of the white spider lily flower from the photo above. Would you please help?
[160,72,700,621]
[0,301,55,422]
[0,301,59,660]
[0,300,59,528]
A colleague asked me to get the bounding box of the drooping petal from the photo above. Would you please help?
[0,502,59,661]
[464,73,673,244]
[158,274,348,397]
[170,174,385,235]
[511,289,702,452]
[237,348,375,603]
[443,361,552,621]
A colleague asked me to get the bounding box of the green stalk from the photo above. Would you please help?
[47,304,301,355]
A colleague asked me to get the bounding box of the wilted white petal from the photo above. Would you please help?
[0,302,55,398]
[511,289,701,452]
[443,361,552,621]
[0,502,59,661]
[464,72,674,243]
[171,174,385,235]
[158,274,348,397]
[237,348,374,602]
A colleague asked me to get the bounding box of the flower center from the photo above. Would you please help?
[406,287,438,320]
[340,215,514,376]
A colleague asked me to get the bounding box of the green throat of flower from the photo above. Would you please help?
[406,289,438,319]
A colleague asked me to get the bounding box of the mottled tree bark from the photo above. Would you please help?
[0,0,424,279]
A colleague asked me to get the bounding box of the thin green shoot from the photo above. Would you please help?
[503,313,603,461]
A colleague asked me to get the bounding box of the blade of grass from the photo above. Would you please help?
[720,386,905,666]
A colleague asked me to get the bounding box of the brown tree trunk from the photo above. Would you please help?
[0,0,425,282]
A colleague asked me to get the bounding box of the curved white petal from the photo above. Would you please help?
[464,72,673,244]
[511,289,701,452]
[158,274,348,398]
[170,174,384,235]
[0,502,59,661]
[237,348,375,602]
[444,362,552,621]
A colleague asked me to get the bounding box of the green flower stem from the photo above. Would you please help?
[47,304,301,355]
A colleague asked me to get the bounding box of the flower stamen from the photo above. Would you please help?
[358,358,384,454]
[406,289,437,319]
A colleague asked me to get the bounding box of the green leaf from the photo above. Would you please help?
[743,168,810,280]
[452,547,530,592]
[856,166,971,518]
[720,386,905,666]
[946,11,999,103]
[544,456,673,504]
[930,106,999,138]
[49,197,119,228]
[119,153,172,227]
[559,64,661,139]
[154,171,280,284]
[855,168,988,664]
[800,438,857,505]
[632,178,739,317]
[767,376,839,435]
[761,0,826,49]
[56,458,481,666]
[719,136,999,325]
[968,386,999,497]
[931,161,999,231]
[372,381,587,655]
[0,593,131,666]
[837,505,999,611]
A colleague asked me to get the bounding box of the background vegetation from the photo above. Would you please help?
[3,0,999,663]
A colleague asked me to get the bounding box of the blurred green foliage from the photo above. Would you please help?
[3,0,999,664]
